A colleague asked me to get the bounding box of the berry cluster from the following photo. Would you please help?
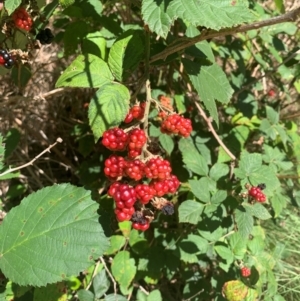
[124,103,145,123]
[36,28,54,45]
[102,129,179,230]
[248,184,266,203]
[161,114,193,137]
[0,50,14,69]
[240,267,251,278]
[12,8,33,31]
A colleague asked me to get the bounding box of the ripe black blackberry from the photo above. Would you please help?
[131,211,147,224]
[36,28,54,45]
[161,203,174,215]
[257,183,266,190]
[0,49,14,69]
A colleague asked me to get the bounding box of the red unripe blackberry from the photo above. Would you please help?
[0,56,5,65]
[128,128,147,149]
[104,155,127,179]
[149,179,170,197]
[12,8,33,31]
[122,207,135,216]
[115,209,131,222]
[124,112,134,123]
[102,128,129,151]
[161,114,192,138]
[132,221,150,231]
[131,105,144,120]
[248,186,266,203]
[128,149,142,159]
[144,157,172,180]
[124,159,145,181]
[108,182,121,197]
[135,184,155,204]
[165,175,180,193]
[241,267,251,277]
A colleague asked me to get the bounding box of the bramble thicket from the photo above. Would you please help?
[0,0,300,301]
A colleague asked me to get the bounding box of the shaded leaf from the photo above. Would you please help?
[235,206,253,239]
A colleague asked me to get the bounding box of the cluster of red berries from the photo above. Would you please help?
[161,114,193,138]
[248,183,266,203]
[12,7,33,31]
[102,128,147,159]
[240,267,251,278]
[0,50,14,69]
[124,103,145,123]
[102,127,180,231]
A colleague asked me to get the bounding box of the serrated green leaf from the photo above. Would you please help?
[0,184,109,286]
[141,0,173,39]
[159,134,174,155]
[235,206,253,239]
[33,282,68,301]
[211,190,227,204]
[183,60,234,126]
[234,152,262,179]
[229,233,247,259]
[105,294,127,301]
[214,245,234,263]
[209,163,229,181]
[55,54,113,88]
[147,290,162,301]
[77,289,94,301]
[105,235,126,255]
[108,30,144,81]
[92,269,110,298]
[88,83,130,141]
[244,203,272,220]
[111,251,136,289]
[179,138,208,176]
[178,200,204,224]
[82,32,107,60]
[270,193,287,217]
[189,179,210,203]
[4,0,22,15]
[266,106,279,124]
[169,0,255,30]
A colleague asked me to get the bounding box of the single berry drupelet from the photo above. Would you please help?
[36,28,55,45]
[241,267,251,277]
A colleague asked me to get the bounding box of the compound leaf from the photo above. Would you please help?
[0,183,109,286]
[56,54,113,88]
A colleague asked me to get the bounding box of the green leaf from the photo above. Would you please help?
[111,251,136,289]
[169,0,255,30]
[209,163,229,181]
[229,233,247,260]
[59,0,74,8]
[178,138,208,176]
[55,54,113,88]
[4,0,22,15]
[77,289,94,301]
[141,0,173,39]
[159,134,174,155]
[178,200,204,224]
[211,190,227,204]
[105,294,127,301]
[147,290,162,301]
[266,106,279,124]
[235,206,253,239]
[108,30,144,81]
[0,183,109,286]
[105,235,126,255]
[189,179,210,203]
[88,83,130,141]
[214,245,234,263]
[82,32,107,60]
[92,269,110,298]
[270,193,287,217]
[234,152,262,179]
[183,60,234,126]
[33,282,68,301]
[244,203,272,220]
